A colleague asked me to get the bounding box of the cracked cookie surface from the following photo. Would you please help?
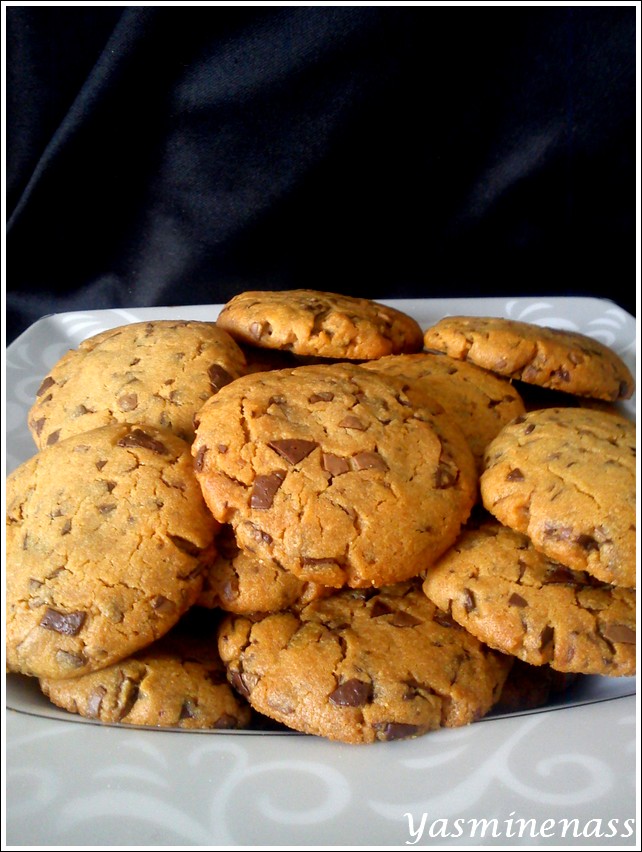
[6,424,218,680]
[192,363,477,588]
[362,352,526,472]
[39,610,252,729]
[218,581,512,743]
[216,289,424,359]
[28,320,247,448]
[423,316,634,401]
[422,521,635,676]
[480,408,636,588]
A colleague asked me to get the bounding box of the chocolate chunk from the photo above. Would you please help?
[508,593,528,607]
[208,364,234,393]
[31,417,46,436]
[118,393,138,411]
[322,453,350,476]
[151,595,175,613]
[373,722,420,741]
[194,445,207,471]
[117,679,141,720]
[539,625,555,650]
[55,649,87,669]
[352,451,388,471]
[433,610,458,628]
[46,430,61,446]
[462,588,476,613]
[39,608,86,636]
[168,535,202,556]
[338,415,366,430]
[576,534,599,552]
[117,429,169,455]
[250,471,286,509]
[179,699,197,720]
[329,678,372,707]
[36,376,55,396]
[435,462,458,489]
[506,468,525,481]
[601,624,636,644]
[390,610,423,627]
[87,686,107,718]
[97,503,117,514]
[96,459,108,471]
[230,669,257,698]
[268,439,319,465]
[370,599,393,618]
[619,380,630,398]
[309,392,334,403]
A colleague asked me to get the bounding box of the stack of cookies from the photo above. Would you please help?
[5,291,636,744]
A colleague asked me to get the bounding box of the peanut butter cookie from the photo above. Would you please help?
[6,424,217,680]
[480,408,636,588]
[28,320,247,447]
[40,610,252,729]
[423,521,636,675]
[193,363,477,588]
[216,290,424,359]
[423,316,634,401]
[218,582,512,743]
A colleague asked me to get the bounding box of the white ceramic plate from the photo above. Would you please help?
[4,297,637,847]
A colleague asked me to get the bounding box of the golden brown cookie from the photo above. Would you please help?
[480,408,636,588]
[422,521,636,676]
[423,316,634,401]
[362,352,526,472]
[28,320,247,448]
[197,525,330,614]
[6,424,217,680]
[216,290,424,359]
[218,582,512,744]
[39,610,252,729]
[193,363,477,588]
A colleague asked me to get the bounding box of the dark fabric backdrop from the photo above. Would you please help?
[5,5,636,343]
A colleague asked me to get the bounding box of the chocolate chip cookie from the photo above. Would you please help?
[216,289,424,359]
[218,582,512,743]
[193,363,477,588]
[423,316,634,401]
[480,407,636,588]
[40,610,252,729]
[362,352,526,472]
[28,320,247,448]
[422,521,636,675]
[6,424,218,680]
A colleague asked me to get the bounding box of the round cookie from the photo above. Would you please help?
[218,582,512,744]
[422,521,636,676]
[362,352,526,471]
[6,424,218,680]
[423,316,634,401]
[480,407,636,588]
[39,610,252,730]
[197,525,330,614]
[28,320,247,448]
[216,289,424,359]
[192,363,477,588]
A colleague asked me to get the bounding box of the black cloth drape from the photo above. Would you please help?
[6,5,636,343]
